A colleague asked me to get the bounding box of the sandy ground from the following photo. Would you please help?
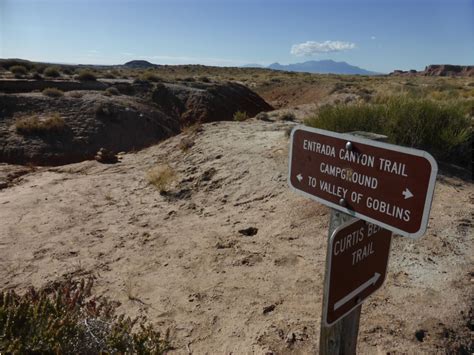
[0,117,472,354]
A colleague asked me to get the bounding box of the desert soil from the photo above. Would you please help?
[0,115,472,354]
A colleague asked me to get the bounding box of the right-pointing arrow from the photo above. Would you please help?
[402,188,414,199]
[334,272,381,311]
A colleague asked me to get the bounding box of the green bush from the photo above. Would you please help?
[0,279,171,354]
[305,96,473,168]
[77,70,97,81]
[233,111,248,122]
[42,87,64,98]
[10,65,28,77]
[43,66,61,78]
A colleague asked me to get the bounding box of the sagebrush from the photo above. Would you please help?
[0,278,171,354]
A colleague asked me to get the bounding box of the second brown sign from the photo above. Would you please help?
[324,218,392,326]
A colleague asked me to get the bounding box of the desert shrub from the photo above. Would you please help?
[42,87,64,98]
[0,59,34,71]
[77,70,97,81]
[32,72,43,80]
[0,278,170,354]
[61,67,74,75]
[69,91,84,98]
[10,65,28,77]
[307,103,385,133]
[104,87,120,96]
[141,72,162,82]
[199,76,210,83]
[305,96,472,167]
[43,66,61,78]
[15,113,66,135]
[279,112,296,121]
[146,165,176,193]
[233,111,248,122]
[104,72,116,79]
[33,64,47,74]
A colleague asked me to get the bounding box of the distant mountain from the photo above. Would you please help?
[123,60,158,69]
[260,60,379,75]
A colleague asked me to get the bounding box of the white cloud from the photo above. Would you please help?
[371,36,376,40]
[290,40,356,56]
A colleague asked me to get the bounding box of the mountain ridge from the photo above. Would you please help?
[265,59,379,75]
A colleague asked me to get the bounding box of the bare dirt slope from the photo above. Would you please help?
[0,117,472,354]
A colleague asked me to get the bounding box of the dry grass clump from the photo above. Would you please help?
[15,113,66,135]
[233,110,248,122]
[43,66,61,78]
[76,69,97,81]
[42,87,64,98]
[0,278,171,354]
[146,164,176,193]
[179,137,195,152]
[141,71,162,82]
[104,87,120,96]
[69,91,84,98]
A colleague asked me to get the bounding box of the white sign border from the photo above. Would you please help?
[322,218,393,327]
[288,125,438,239]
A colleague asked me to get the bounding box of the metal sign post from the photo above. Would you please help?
[319,210,360,355]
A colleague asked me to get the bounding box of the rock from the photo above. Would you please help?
[151,81,273,125]
[263,304,276,314]
[423,65,474,77]
[238,227,258,236]
[0,80,272,166]
[94,148,118,164]
[415,329,427,342]
[0,93,180,165]
[390,65,474,77]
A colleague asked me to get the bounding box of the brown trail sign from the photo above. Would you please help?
[324,218,392,326]
[288,126,438,239]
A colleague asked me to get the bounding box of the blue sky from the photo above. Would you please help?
[1,0,473,73]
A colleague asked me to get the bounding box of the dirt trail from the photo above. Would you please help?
[0,117,472,354]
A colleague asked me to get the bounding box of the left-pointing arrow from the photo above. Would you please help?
[297,174,303,182]
[334,272,380,311]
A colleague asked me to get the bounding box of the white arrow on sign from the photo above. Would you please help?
[334,272,381,311]
[297,173,303,182]
[402,188,414,199]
